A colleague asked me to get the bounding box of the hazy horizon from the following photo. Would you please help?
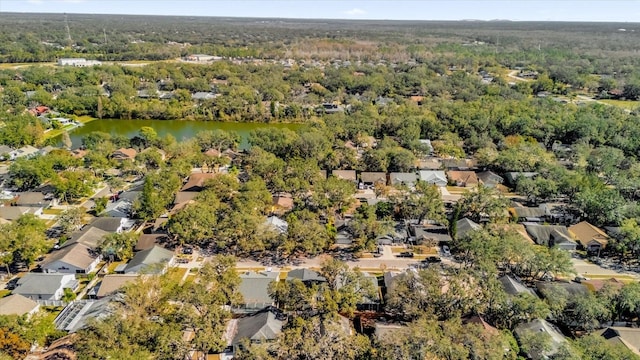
[1,0,639,23]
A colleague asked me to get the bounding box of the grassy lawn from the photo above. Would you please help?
[0,289,11,298]
[174,267,188,278]
[43,208,64,215]
[599,99,640,110]
[43,115,98,140]
[106,261,125,273]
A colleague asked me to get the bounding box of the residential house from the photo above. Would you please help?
[464,316,500,339]
[510,204,549,223]
[389,172,418,188]
[0,145,13,159]
[524,224,577,250]
[63,226,109,250]
[569,221,610,253]
[477,171,504,188]
[13,273,78,301]
[185,54,220,62]
[41,243,100,274]
[498,275,536,297]
[599,327,640,355]
[171,191,199,213]
[57,58,101,67]
[10,145,40,160]
[124,246,174,274]
[447,170,479,187]
[191,92,217,101]
[374,322,405,341]
[335,228,354,246]
[332,170,357,183]
[0,206,33,221]
[54,296,116,333]
[410,224,452,245]
[231,308,284,353]
[536,281,590,299]
[443,159,478,171]
[287,269,327,284]
[581,278,624,293]
[514,319,567,360]
[265,216,288,234]
[38,145,57,156]
[13,191,53,211]
[504,172,538,186]
[360,172,387,187]
[110,148,137,161]
[95,274,139,298]
[418,139,434,154]
[418,170,448,187]
[236,271,279,313]
[0,294,40,317]
[455,218,482,239]
[271,194,294,214]
[181,173,218,192]
[102,198,134,218]
[356,273,381,311]
[418,157,443,170]
[135,234,169,251]
[318,103,344,114]
[90,217,135,233]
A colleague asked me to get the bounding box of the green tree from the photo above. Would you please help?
[455,185,510,224]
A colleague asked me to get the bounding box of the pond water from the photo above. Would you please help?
[62,119,304,149]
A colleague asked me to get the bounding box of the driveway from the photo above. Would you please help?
[571,258,638,279]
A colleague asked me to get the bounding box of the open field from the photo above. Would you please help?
[599,99,640,110]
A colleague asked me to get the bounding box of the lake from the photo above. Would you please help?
[62,119,304,149]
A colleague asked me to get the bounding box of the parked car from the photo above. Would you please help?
[182,247,193,255]
[397,252,414,258]
[441,245,451,256]
[422,256,442,263]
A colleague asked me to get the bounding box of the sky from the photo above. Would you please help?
[0,0,639,22]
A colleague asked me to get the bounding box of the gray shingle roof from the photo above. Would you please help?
[238,271,279,306]
[124,246,174,274]
[13,273,76,296]
[286,269,326,283]
[498,275,536,297]
[515,319,567,360]
[232,308,283,345]
[455,218,482,239]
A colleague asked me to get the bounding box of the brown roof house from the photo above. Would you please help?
[95,274,139,298]
[0,294,40,317]
[111,148,137,161]
[42,243,101,274]
[271,193,294,215]
[360,172,387,187]
[600,327,640,355]
[447,170,479,187]
[332,170,357,183]
[181,173,218,192]
[569,221,610,253]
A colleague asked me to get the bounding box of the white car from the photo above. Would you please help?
[441,245,451,256]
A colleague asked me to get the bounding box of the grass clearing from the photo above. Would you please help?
[43,208,64,215]
[599,99,640,110]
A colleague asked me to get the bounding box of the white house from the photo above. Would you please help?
[12,273,78,301]
[418,171,448,187]
[58,58,102,67]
